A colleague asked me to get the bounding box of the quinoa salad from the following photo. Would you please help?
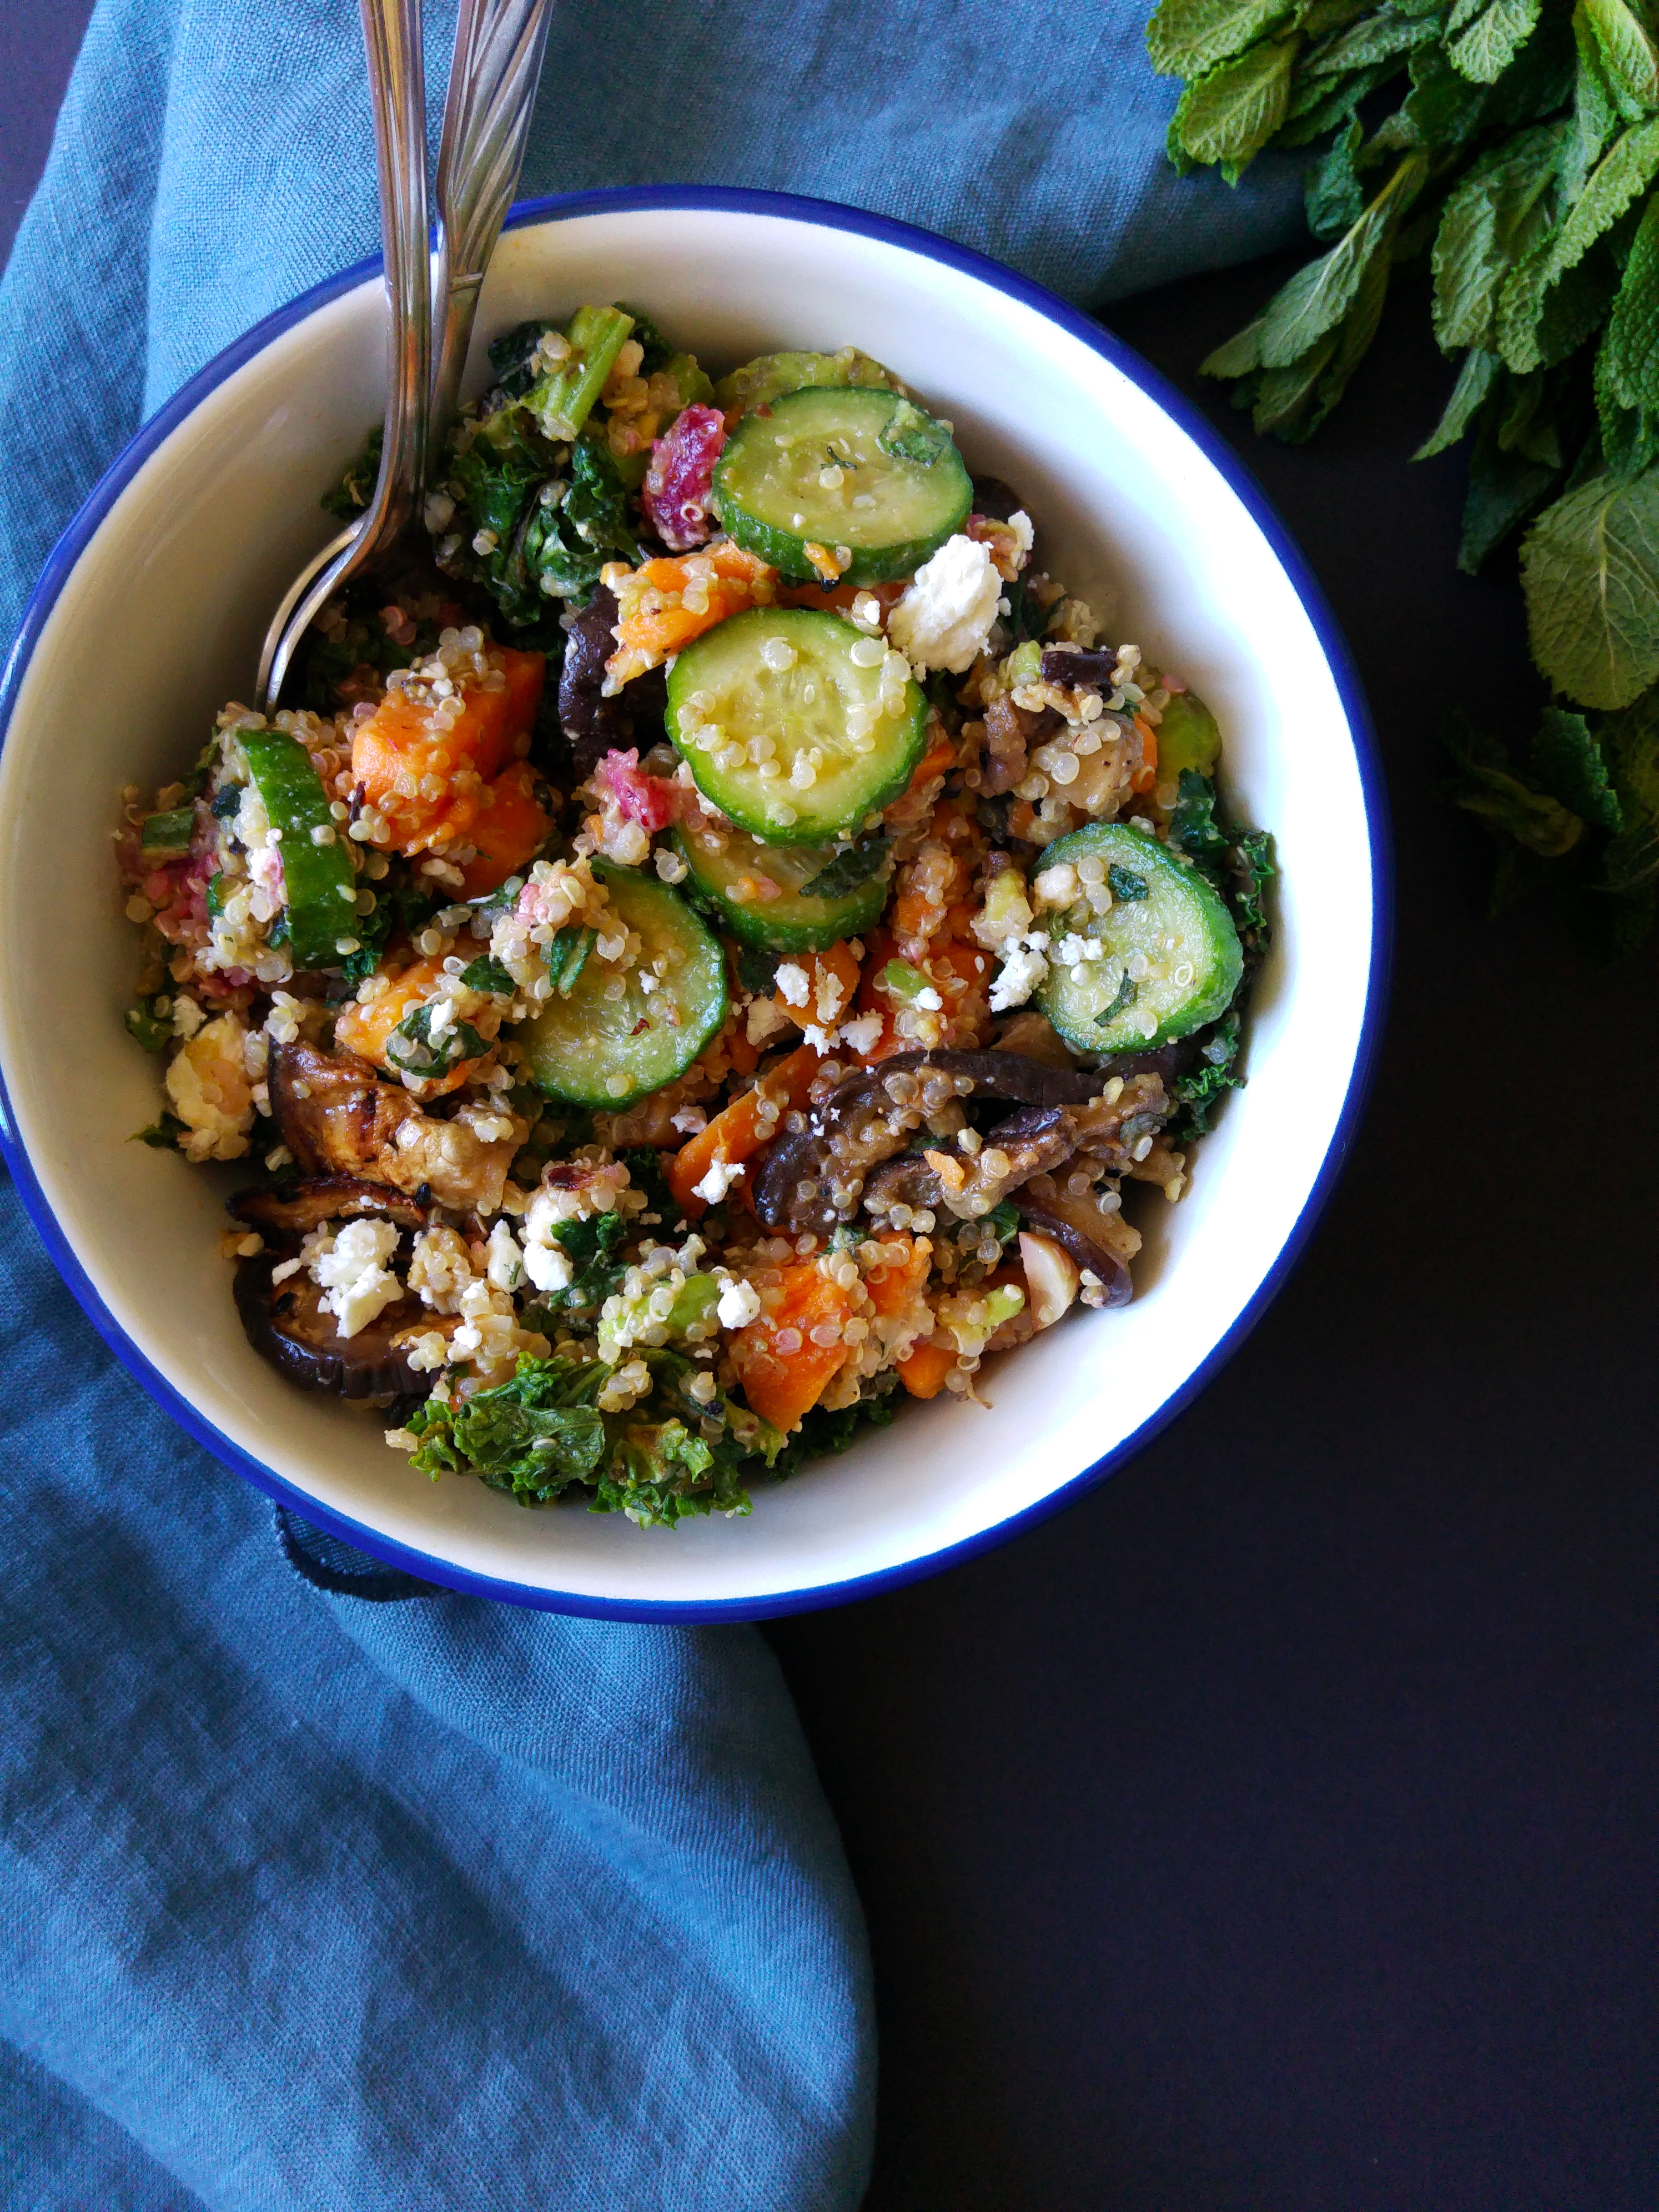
[117,306,1275,1529]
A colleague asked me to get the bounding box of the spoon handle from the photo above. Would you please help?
[431,0,555,443]
[260,0,430,711]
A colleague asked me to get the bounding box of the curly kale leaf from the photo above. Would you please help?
[460,954,516,996]
[321,426,382,517]
[486,319,557,402]
[619,305,675,375]
[621,1146,688,1231]
[384,1002,490,1081]
[798,835,891,900]
[406,1355,609,1502]
[338,875,443,987]
[1169,1011,1246,1142]
[1167,768,1278,948]
[772,1385,898,1482]
[129,1109,185,1150]
[521,1209,629,1320]
[443,404,637,631]
[592,1417,751,1527]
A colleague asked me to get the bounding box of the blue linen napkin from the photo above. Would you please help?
[0,5,1304,2205]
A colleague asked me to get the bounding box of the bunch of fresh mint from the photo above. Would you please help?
[1149,0,1659,956]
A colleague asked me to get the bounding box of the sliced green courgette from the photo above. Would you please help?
[239,728,359,969]
[1152,691,1221,782]
[671,823,891,952]
[1035,822,1243,1055]
[711,386,972,585]
[712,346,901,415]
[520,861,727,1108]
[666,607,927,844]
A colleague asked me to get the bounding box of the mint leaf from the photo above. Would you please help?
[1439,711,1585,854]
[1170,33,1300,177]
[1305,117,1366,240]
[1447,0,1544,86]
[1532,705,1625,828]
[1415,346,1501,456]
[1602,189,1659,409]
[1596,335,1659,475]
[1146,0,1294,77]
[1544,117,1659,286]
[1458,401,1564,571]
[1304,6,1442,75]
[1583,0,1659,114]
[1521,464,1659,707]
[1431,123,1563,352]
[1255,153,1427,368]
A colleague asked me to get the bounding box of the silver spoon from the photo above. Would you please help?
[258,0,429,713]
[258,0,553,712]
[431,0,555,445]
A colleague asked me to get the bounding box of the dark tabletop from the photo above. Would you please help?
[7,11,1657,2208]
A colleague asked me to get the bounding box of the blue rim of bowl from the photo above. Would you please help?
[0,184,1392,1623]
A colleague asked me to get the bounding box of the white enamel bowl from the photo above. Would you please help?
[0,189,1389,1619]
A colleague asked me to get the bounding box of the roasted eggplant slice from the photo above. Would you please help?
[234,1251,436,1398]
[228,1175,428,1235]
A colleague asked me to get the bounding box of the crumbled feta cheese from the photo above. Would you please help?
[838,1012,884,1055]
[310,1217,403,1338]
[693,1155,747,1205]
[522,1239,575,1294]
[745,996,795,1048]
[670,1104,708,1135]
[270,1256,303,1286]
[914,986,943,1011]
[717,1277,763,1329]
[887,534,1002,673]
[774,961,811,1008]
[988,936,1050,1014]
[170,995,205,1040]
[1032,862,1079,909]
[484,1218,524,1291]
[1053,933,1103,966]
[1006,510,1034,569]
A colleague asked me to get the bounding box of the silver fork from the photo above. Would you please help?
[257,0,552,713]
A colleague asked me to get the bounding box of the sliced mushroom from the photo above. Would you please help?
[862,1103,1078,1221]
[971,476,1027,524]
[1039,645,1116,688]
[234,1251,435,1398]
[228,1175,428,1235]
[1016,1199,1134,1308]
[991,1011,1076,1072]
[557,585,670,782]
[752,1050,1105,1234]
[1070,1073,1170,1173]
[1017,1230,1080,1328]
[269,1040,520,1214]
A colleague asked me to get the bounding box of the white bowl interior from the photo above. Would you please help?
[0,204,1375,1609]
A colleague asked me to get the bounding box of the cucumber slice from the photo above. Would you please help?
[712,386,972,585]
[1034,822,1243,1055]
[671,824,891,952]
[239,728,360,969]
[666,607,928,844]
[712,346,902,415]
[520,861,727,1108]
